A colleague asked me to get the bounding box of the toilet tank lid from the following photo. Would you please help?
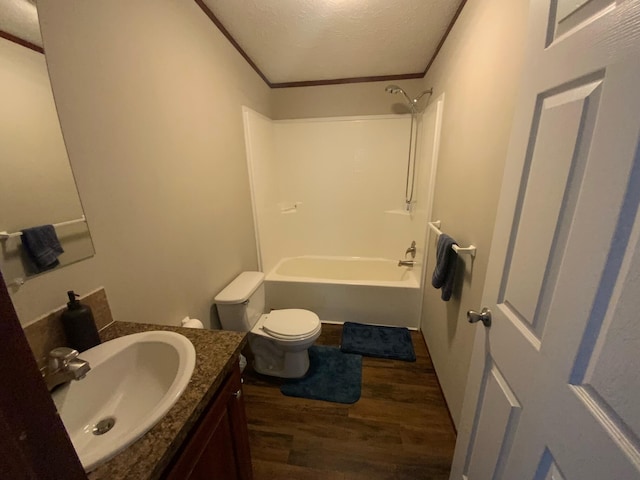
[214,271,265,304]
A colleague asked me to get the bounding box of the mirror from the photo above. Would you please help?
[0,0,95,285]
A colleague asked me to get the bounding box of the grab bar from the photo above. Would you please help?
[428,220,477,257]
[0,215,86,240]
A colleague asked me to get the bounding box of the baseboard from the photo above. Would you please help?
[320,320,419,331]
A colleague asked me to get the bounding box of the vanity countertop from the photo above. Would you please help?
[87,321,247,480]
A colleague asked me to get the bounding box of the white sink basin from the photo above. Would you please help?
[52,330,196,471]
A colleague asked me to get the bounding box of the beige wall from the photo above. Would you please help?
[419,0,529,427]
[10,0,271,327]
[272,78,426,119]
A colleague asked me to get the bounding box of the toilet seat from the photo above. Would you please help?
[259,309,320,340]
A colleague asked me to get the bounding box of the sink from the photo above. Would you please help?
[52,330,196,471]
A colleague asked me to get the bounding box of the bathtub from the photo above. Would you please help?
[265,256,422,328]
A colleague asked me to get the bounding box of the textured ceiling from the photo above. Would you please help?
[0,0,41,48]
[200,0,464,85]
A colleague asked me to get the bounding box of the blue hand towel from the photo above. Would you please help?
[21,225,64,272]
[431,234,458,301]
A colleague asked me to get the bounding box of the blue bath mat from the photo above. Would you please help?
[341,322,416,362]
[280,345,362,404]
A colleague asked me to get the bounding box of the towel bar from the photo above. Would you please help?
[0,215,87,240]
[428,220,477,257]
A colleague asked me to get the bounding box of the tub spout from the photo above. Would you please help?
[398,260,415,267]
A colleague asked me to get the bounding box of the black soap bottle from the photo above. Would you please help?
[61,290,101,352]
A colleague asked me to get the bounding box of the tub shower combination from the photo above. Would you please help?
[265,256,422,329]
[243,85,441,330]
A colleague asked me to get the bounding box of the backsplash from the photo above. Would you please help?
[23,287,113,368]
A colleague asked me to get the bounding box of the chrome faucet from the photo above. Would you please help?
[42,347,91,392]
[398,259,416,267]
[405,240,417,258]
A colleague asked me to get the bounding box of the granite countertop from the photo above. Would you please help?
[87,321,247,480]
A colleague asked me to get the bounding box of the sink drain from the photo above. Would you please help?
[92,417,116,436]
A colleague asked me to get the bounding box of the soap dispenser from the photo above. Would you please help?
[61,290,101,352]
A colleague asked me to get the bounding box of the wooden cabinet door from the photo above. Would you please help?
[166,363,252,480]
[225,365,252,480]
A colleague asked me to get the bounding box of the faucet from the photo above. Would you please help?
[398,259,415,267]
[405,240,417,258]
[42,347,91,392]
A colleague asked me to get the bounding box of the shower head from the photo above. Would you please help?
[385,84,413,107]
[385,85,434,113]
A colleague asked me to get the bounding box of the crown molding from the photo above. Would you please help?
[197,0,468,89]
[0,30,43,54]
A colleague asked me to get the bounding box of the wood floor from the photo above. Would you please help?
[242,324,457,480]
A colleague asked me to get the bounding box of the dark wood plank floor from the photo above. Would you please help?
[242,324,457,480]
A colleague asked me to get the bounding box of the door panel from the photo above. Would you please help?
[501,77,603,339]
[569,202,640,462]
[465,365,521,480]
[553,0,617,39]
[581,229,640,436]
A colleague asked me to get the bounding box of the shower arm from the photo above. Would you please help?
[385,85,434,112]
[412,88,434,107]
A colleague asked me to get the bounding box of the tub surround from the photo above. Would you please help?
[242,110,431,275]
[85,321,247,479]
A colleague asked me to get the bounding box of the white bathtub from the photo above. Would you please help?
[265,256,421,328]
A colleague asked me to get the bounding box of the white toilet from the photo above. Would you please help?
[214,271,321,378]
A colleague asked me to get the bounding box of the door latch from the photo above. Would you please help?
[467,307,492,327]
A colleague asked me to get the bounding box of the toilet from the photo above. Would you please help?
[214,271,321,378]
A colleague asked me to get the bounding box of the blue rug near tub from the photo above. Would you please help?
[280,345,362,404]
[341,322,416,362]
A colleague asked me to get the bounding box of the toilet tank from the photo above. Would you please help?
[214,271,265,332]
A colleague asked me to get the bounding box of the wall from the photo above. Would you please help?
[418,0,529,427]
[0,37,93,282]
[272,78,427,119]
[10,0,271,328]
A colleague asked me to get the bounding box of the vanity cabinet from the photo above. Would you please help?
[165,363,252,480]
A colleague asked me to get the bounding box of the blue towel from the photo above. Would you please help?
[21,225,64,272]
[431,234,458,301]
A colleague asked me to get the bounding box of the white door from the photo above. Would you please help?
[450,1,640,479]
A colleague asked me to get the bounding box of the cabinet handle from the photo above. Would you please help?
[232,389,242,399]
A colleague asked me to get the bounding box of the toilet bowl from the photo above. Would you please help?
[215,272,321,378]
[250,309,321,377]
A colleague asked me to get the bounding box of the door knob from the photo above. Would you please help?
[467,308,492,327]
